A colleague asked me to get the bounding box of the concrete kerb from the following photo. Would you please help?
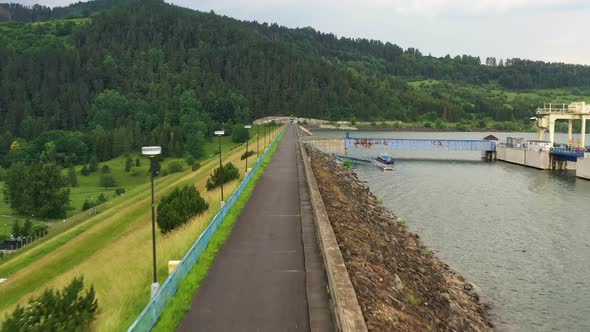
[298,131,367,332]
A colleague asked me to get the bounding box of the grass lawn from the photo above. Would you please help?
[0,135,251,220]
[0,133,261,270]
[0,182,11,215]
[0,128,281,331]
[0,217,12,238]
[152,128,285,331]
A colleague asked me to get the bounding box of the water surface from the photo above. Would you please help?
[315,130,590,331]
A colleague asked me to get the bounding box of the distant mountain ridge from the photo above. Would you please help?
[0,0,588,168]
[0,0,126,21]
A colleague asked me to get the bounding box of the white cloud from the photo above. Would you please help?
[367,0,583,16]
[177,0,585,17]
[9,0,590,64]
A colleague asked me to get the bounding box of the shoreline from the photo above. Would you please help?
[306,146,494,331]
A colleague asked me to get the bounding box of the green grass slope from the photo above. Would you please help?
[0,128,279,331]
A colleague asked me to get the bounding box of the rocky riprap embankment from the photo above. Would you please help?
[306,146,493,332]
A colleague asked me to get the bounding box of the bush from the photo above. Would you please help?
[157,185,209,233]
[99,174,117,187]
[1,276,98,332]
[342,160,352,169]
[81,165,90,176]
[89,157,98,173]
[115,187,126,196]
[456,122,472,132]
[206,162,240,191]
[125,157,133,173]
[31,224,48,239]
[231,125,250,143]
[191,162,201,171]
[101,165,110,174]
[82,199,96,211]
[21,219,32,239]
[166,161,183,174]
[97,193,107,204]
[68,166,78,187]
[240,150,255,160]
[9,219,46,241]
[436,120,449,131]
[185,155,195,166]
[135,158,140,167]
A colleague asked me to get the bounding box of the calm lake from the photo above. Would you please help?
[314,130,590,332]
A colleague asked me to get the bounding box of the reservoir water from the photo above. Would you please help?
[314,130,590,331]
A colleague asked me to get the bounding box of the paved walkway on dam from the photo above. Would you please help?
[177,125,334,332]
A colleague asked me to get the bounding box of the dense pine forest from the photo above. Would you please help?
[1,0,590,169]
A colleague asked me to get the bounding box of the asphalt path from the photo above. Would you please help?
[177,125,333,332]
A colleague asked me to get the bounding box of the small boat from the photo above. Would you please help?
[376,153,394,165]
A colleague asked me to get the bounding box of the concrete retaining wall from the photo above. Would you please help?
[496,145,506,160]
[576,157,590,180]
[301,137,345,155]
[505,147,526,165]
[525,150,550,169]
[299,142,367,332]
[497,145,578,170]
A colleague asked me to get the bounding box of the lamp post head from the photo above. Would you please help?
[142,146,162,157]
[214,130,225,136]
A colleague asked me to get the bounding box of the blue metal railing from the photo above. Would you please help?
[128,127,286,332]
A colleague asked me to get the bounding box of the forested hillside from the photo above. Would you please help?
[1,0,589,169]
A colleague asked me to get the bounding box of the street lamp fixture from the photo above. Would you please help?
[214,130,225,206]
[141,145,162,298]
[244,125,252,174]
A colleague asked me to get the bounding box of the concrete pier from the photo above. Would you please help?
[577,154,590,180]
[496,145,590,179]
[496,145,580,170]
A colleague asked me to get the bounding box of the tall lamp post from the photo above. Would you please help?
[244,124,252,173]
[257,123,260,161]
[141,145,162,298]
[214,130,225,206]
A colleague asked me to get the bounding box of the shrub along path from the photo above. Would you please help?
[177,125,333,331]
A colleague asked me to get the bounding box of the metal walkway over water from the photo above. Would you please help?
[333,154,395,171]
[344,133,496,152]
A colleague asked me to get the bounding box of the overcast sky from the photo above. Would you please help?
[12,0,590,65]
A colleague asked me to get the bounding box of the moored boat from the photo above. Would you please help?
[376,153,394,165]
